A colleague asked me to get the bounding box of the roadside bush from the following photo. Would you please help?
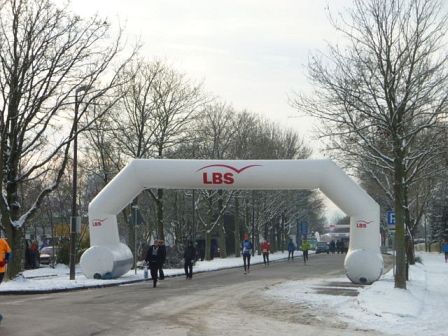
[57,240,70,265]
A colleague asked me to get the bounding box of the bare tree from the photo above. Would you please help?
[294,0,448,288]
[193,102,238,258]
[195,189,234,260]
[97,60,205,242]
[0,0,135,277]
[146,64,205,241]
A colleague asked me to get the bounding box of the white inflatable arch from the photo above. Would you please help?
[80,159,383,284]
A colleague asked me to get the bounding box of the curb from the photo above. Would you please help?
[0,257,290,295]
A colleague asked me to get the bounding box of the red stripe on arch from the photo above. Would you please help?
[196,164,261,174]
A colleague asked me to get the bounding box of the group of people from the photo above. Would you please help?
[240,236,312,274]
[144,239,197,287]
[329,239,348,254]
[286,239,310,264]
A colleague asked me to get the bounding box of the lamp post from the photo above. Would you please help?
[70,85,91,280]
[252,190,255,257]
[132,203,139,275]
[192,190,196,242]
[424,214,428,252]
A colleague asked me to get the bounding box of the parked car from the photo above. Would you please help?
[39,246,58,265]
[315,242,330,254]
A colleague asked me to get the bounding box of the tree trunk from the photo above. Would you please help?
[277,218,282,253]
[281,213,286,253]
[205,229,211,261]
[218,191,226,258]
[4,179,25,278]
[219,224,226,258]
[394,154,407,289]
[404,189,416,265]
[156,188,164,240]
[270,219,277,252]
[405,235,415,267]
[5,224,25,279]
[234,197,240,257]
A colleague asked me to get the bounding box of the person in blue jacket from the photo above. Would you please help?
[287,239,296,261]
[442,240,448,263]
[241,234,253,274]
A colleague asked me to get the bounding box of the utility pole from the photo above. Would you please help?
[70,85,91,280]
[252,190,255,256]
[424,214,428,252]
[133,203,139,275]
[192,190,196,242]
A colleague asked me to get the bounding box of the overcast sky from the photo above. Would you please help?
[68,0,355,155]
[69,0,355,219]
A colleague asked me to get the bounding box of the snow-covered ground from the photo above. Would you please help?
[266,252,448,336]
[1,251,446,336]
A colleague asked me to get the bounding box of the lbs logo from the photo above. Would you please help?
[196,164,261,185]
[92,218,106,227]
[356,220,372,228]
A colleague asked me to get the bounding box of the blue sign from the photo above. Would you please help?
[386,210,395,228]
[299,221,308,237]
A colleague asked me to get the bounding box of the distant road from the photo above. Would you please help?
[0,253,393,336]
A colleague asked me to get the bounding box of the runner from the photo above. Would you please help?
[145,240,163,288]
[241,234,253,274]
[443,240,448,263]
[287,239,296,261]
[184,241,196,279]
[301,238,310,264]
[260,240,271,266]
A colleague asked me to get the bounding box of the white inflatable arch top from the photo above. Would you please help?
[80,159,383,284]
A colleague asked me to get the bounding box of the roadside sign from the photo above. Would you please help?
[299,221,308,237]
[386,210,395,229]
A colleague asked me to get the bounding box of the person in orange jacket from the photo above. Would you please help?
[1,237,11,324]
[0,237,12,285]
[260,240,271,266]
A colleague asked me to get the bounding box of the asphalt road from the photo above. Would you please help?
[0,253,393,336]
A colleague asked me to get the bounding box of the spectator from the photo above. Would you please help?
[39,239,49,251]
[0,237,10,326]
[329,240,336,254]
[30,241,39,269]
[342,239,349,253]
[336,240,343,254]
[0,237,11,285]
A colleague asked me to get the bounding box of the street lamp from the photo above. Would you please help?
[70,84,92,280]
[132,203,139,275]
[252,190,255,257]
[192,189,196,242]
